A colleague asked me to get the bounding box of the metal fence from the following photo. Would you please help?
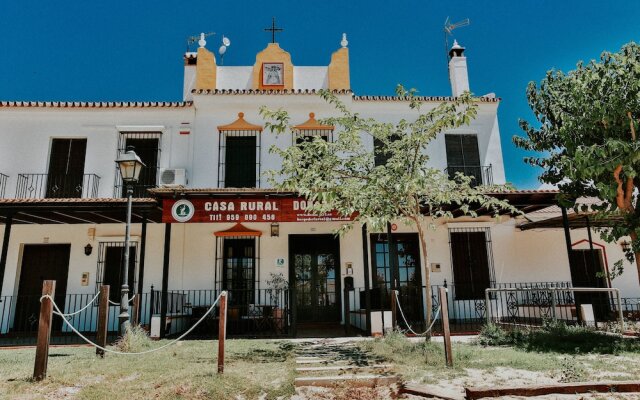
[15,173,100,198]
[0,287,291,347]
[345,282,630,336]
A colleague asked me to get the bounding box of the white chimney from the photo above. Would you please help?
[183,52,197,101]
[448,40,469,97]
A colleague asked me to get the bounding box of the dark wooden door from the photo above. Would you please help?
[290,235,340,323]
[569,249,610,320]
[450,231,491,300]
[225,136,256,188]
[14,244,70,332]
[47,139,87,198]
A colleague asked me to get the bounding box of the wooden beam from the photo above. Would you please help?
[51,211,95,224]
[18,212,65,224]
[465,381,640,399]
[217,291,227,374]
[87,211,123,224]
[33,280,55,381]
[0,212,13,296]
[96,285,110,357]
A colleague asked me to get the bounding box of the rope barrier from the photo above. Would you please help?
[44,292,101,318]
[394,290,441,336]
[108,294,137,306]
[39,292,224,355]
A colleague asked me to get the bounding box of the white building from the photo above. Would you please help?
[0,33,636,341]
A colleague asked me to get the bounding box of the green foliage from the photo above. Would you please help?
[114,324,153,353]
[261,86,517,236]
[514,41,640,268]
[478,320,640,354]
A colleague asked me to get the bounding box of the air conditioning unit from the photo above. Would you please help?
[159,168,187,187]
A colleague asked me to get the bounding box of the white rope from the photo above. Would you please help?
[108,294,136,306]
[53,292,102,318]
[39,292,224,355]
[394,290,441,336]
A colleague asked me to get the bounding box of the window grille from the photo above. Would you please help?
[293,128,333,145]
[114,132,162,197]
[444,134,492,186]
[95,241,139,302]
[218,130,261,188]
[448,227,495,300]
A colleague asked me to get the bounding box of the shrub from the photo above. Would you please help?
[114,324,153,353]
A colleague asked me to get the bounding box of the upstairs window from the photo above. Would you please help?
[115,132,162,197]
[46,138,87,198]
[445,134,488,186]
[373,135,401,167]
[292,113,333,145]
[218,113,262,188]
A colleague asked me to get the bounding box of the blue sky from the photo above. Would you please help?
[0,1,638,189]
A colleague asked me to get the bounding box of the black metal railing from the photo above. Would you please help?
[148,288,291,338]
[15,173,100,198]
[445,165,493,186]
[345,281,629,336]
[0,173,7,198]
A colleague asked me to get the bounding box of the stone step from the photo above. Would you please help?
[294,374,399,388]
[296,364,393,373]
[295,358,355,364]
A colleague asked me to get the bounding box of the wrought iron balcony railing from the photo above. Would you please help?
[0,173,7,199]
[445,164,493,186]
[15,173,100,199]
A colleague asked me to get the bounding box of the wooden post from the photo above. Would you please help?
[96,285,110,357]
[390,289,397,331]
[131,295,140,326]
[217,291,227,374]
[343,288,351,335]
[33,280,55,381]
[439,287,453,367]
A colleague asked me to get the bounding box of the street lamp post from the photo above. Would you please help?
[115,147,145,335]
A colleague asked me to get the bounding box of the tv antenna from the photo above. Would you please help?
[443,17,469,61]
[186,32,215,52]
[218,35,231,65]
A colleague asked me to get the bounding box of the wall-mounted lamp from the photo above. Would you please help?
[84,243,93,256]
[621,240,632,252]
[270,222,280,237]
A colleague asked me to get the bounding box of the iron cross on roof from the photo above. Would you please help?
[264,17,283,43]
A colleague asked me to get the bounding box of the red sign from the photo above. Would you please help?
[162,198,354,223]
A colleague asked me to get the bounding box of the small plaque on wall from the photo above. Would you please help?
[430,263,441,272]
[275,257,286,267]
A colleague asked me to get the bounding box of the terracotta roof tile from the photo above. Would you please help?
[0,101,192,109]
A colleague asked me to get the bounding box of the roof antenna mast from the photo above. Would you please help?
[186,32,215,52]
[443,17,470,65]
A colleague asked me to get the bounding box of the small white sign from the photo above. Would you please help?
[275,257,286,267]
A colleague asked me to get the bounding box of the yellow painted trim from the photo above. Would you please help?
[252,43,294,90]
[195,47,216,90]
[328,47,350,91]
[217,112,263,132]
[293,113,334,131]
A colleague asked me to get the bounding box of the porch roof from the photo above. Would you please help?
[0,198,162,225]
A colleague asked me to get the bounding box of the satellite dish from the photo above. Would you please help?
[219,45,227,55]
[222,36,231,47]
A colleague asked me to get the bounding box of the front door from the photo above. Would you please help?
[569,249,611,320]
[370,234,423,327]
[14,244,70,332]
[290,235,340,323]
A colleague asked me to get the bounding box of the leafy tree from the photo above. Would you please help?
[261,86,516,333]
[515,42,640,281]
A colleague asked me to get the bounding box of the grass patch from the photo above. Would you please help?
[358,331,640,386]
[478,321,640,354]
[0,339,297,400]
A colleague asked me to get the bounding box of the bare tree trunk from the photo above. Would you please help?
[414,218,432,341]
[630,231,640,286]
